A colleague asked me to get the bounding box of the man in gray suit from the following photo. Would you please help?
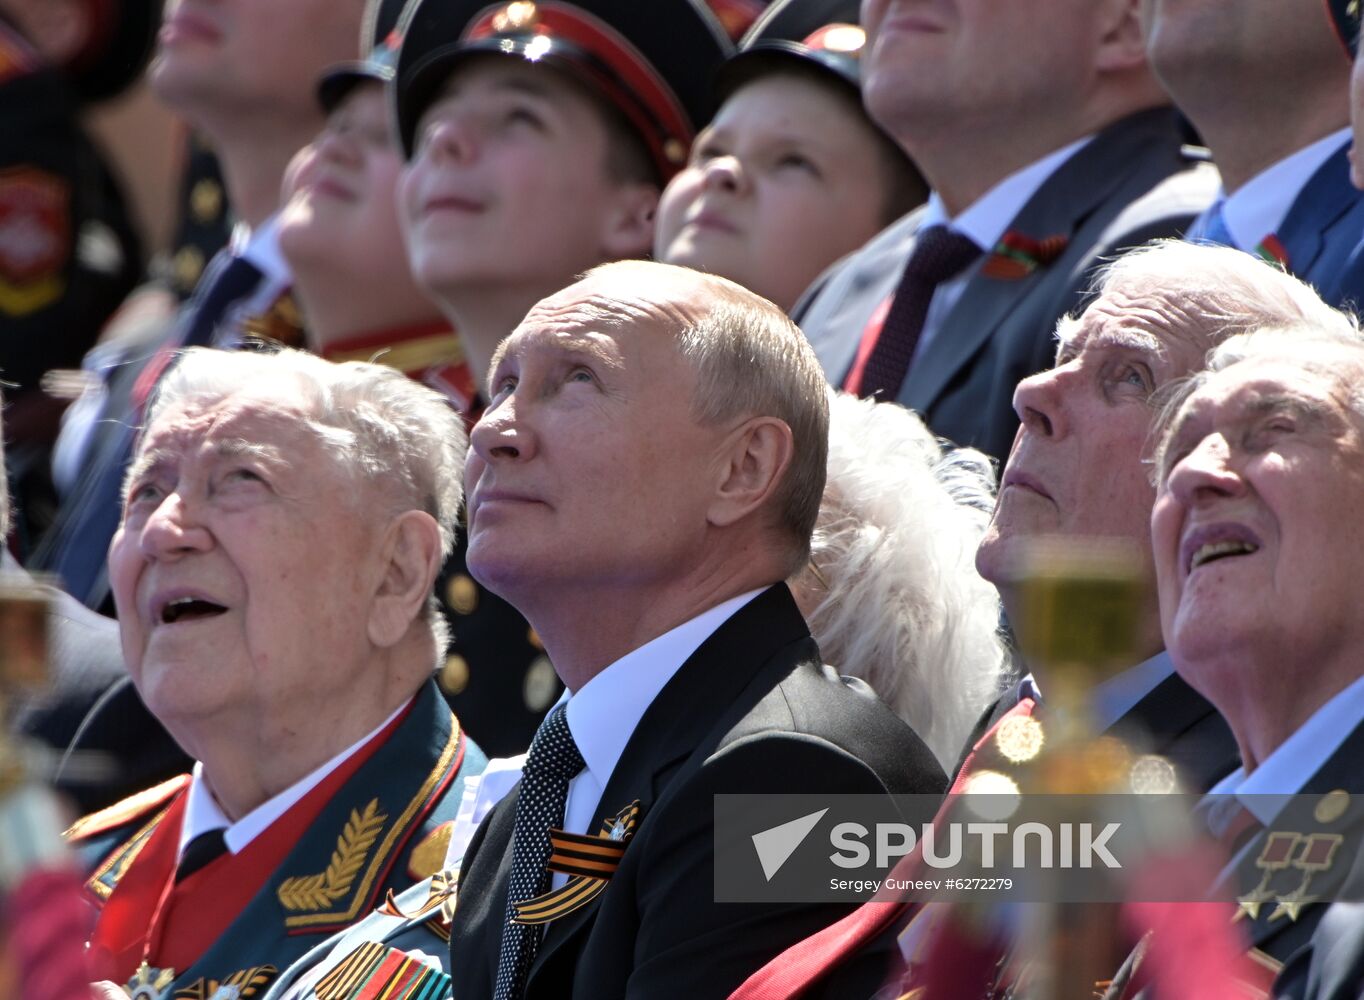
[797,0,1217,463]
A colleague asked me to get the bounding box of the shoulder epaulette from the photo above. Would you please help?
[64,774,191,842]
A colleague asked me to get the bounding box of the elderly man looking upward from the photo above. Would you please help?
[446,260,944,1000]
[1149,325,1364,968]
[70,348,487,999]
[726,240,1353,1000]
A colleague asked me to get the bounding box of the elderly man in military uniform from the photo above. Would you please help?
[1147,324,1364,972]
[74,346,486,1000]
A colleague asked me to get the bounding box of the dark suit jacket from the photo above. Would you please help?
[952,658,1239,793]
[795,107,1219,464]
[446,585,947,1000]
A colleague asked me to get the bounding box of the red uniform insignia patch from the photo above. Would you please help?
[0,166,71,315]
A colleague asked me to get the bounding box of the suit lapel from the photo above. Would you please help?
[903,108,1183,412]
[1274,141,1357,278]
[1111,667,1239,792]
[526,585,812,982]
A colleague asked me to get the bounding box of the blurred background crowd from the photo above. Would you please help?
[4,0,1364,997]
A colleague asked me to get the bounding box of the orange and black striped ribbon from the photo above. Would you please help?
[512,801,641,926]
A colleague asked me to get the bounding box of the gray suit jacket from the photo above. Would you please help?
[796,107,1219,464]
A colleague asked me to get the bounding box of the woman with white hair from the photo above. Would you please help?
[790,392,1008,768]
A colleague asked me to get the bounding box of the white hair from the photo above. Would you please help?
[1058,240,1357,360]
[797,392,1009,768]
[1152,322,1364,481]
[138,346,468,654]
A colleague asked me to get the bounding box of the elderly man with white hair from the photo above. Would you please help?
[72,347,487,1000]
[1148,321,1364,971]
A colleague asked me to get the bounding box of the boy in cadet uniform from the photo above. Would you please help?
[389,0,732,756]
[654,0,928,314]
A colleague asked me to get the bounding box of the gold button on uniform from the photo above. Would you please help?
[1315,789,1350,824]
[191,178,223,223]
[172,245,205,291]
[440,654,470,695]
[446,574,478,615]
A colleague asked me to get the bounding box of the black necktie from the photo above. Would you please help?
[493,704,585,1000]
[854,225,982,401]
[176,828,228,882]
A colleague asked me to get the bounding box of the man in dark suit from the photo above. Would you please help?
[1146,0,1364,308]
[796,0,1216,465]
[447,259,945,1000]
[1148,326,1364,974]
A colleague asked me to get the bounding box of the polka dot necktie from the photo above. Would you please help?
[493,704,586,1000]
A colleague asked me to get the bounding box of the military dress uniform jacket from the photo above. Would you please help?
[1221,721,1364,973]
[1273,901,1364,1000]
[259,870,460,1000]
[65,680,487,999]
[446,584,947,1000]
[795,107,1219,464]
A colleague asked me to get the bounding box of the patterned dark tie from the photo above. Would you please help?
[854,225,982,401]
[493,703,585,1000]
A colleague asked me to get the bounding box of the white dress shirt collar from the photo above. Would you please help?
[563,587,766,804]
[1205,670,1364,826]
[1218,128,1350,252]
[920,135,1094,252]
[178,698,408,859]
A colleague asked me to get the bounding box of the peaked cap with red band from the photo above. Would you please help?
[392,0,733,181]
[317,0,410,111]
[1326,0,1361,57]
[715,0,866,100]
